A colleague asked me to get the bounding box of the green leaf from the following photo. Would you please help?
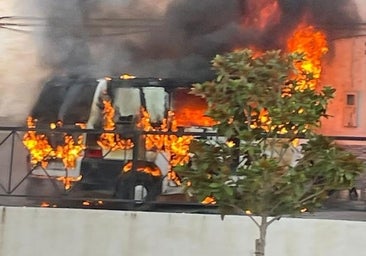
[223,185,234,196]
[179,48,364,221]
[209,183,222,188]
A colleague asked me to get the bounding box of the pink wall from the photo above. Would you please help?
[319,0,366,137]
[320,36,366,137]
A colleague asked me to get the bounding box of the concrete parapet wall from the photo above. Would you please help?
[0,206,364,256]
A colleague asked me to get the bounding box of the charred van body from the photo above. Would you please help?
[26,76,212,204]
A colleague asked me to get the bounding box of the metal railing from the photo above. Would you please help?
[0,126,217,211]
[0,125,365,210]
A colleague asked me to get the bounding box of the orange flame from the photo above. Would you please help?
[173,89,216,127]
[23,117,55,168]
[97,99,193,184]
[55,135,85,169]
[241,0,281,30]
[287,25,328,90]
[138,108,193,185]
[244,25,328,133]
[202,196,216,205]
[97,99,134,151]
[122,161,162,177]
[23,117,85,189]
[57,175,82,190]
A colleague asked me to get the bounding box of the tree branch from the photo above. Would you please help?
[248,215,261,229]
[228,204,261,228]
[267,216,281,226]
[298,189,325,204]
[268,198,285,214]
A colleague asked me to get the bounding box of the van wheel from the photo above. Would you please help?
[115,171,162,203]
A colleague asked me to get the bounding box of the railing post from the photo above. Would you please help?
[7,130,15,193]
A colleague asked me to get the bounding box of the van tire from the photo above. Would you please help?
[115,171,162,202]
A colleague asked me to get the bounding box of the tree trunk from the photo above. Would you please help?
[255,216,268,256]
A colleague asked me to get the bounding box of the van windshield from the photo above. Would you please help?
[31,77,97,125]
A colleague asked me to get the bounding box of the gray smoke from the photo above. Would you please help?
[1,0,362,125]
[25,0,362,81]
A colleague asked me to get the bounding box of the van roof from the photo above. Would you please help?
[106,77,196,89]
[30,76,199,125]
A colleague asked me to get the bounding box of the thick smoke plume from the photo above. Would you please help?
[0,1,51,125]
[0,0,363,124]
[26,0,362,81]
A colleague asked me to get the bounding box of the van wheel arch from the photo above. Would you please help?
[115,168,162,202]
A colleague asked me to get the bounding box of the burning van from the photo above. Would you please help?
[24,75,215,202]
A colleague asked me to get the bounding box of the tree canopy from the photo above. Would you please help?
[175,49,364,217]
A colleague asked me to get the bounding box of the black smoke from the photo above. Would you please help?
[31,0,361,82]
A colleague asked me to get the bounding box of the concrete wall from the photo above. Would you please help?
[0,206,365,256]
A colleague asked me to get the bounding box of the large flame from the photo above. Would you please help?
[23,117,85,169]
[287,25,328,90]
[242,24,328,133]
[55,134,85,169]
[97,99,134,151]
[97,99,193,184]
[23,117,85,189]
[173,89,216,127]
[138,108,193,185]
[23,117,54,168]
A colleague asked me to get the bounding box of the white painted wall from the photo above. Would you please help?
[0,206,365,256]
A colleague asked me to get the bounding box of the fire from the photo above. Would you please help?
[97,99,134,151]
[245,210,252,215]
[287,25,328,90]
[242,24,328,134]
[23,117,85,189]
[23,117,55,168]
[174,107,216,127]
[97,99,193,184]
[120,73,136,80]
[122,161,161,177]
[241,0,281,30]
[40,202,50,207]
[23,117,85,169]
[173,89,216,127]
[57,175,82,190]
[55,135,85,169]
[201,196,216,205]
[138,108,193,185]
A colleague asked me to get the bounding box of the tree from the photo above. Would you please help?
[175,49,364,255]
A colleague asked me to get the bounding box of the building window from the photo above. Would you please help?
[343,92,358,127]
[346,94,355,105]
